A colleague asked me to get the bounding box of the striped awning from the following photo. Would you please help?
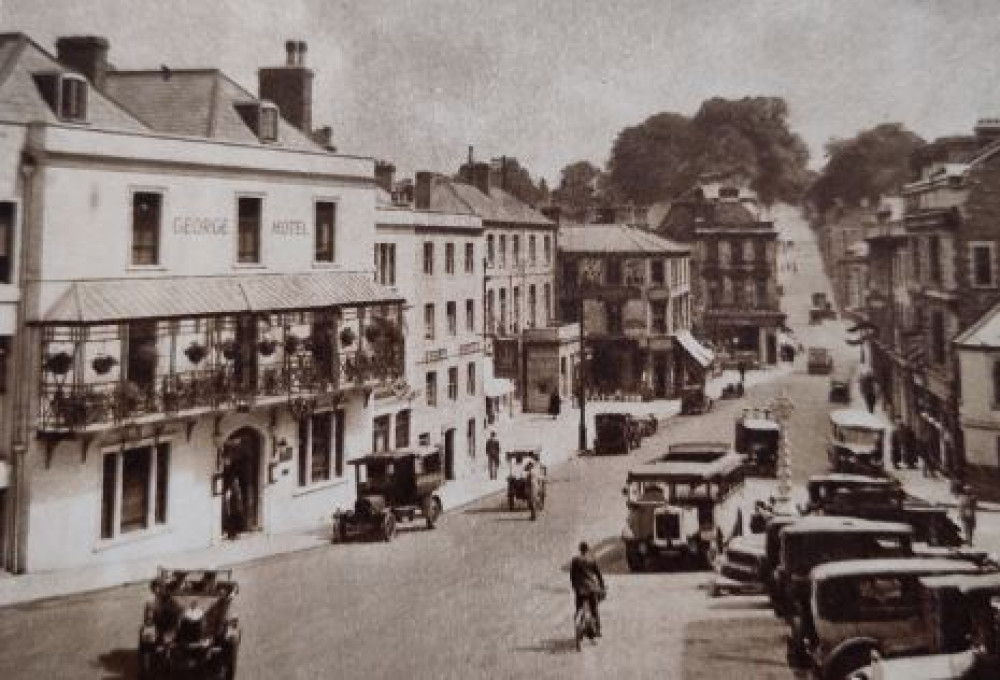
[37,272,403,324]
[674,330,715,369]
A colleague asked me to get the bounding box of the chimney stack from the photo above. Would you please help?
[259,39,314,134]
[975,118,1000,149]
[472,162,491,195]
[415,172,434,210]
[375,161,396,194]
[55,36,110,89]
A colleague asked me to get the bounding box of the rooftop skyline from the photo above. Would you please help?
[4,0,1000,184]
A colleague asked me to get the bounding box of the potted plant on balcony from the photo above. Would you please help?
[115,381,144,420]
[185,342,208,365]
[257,337,277,357]
[363,323,382,345]
[44,351,74,376]
[219,340,238,361]
[91,354,118,375]
[284,332,301,354]
[339,326,355,347]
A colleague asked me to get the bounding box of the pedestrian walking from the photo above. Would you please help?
[737,360,747,385]
[525,461,539,521]
[570,542,606,640]
[901,421,917,468]
[890,418,903,470]
[958,485,978,546]
[860,373,877,414]
[486,431,501,481]
[548,389,561,420]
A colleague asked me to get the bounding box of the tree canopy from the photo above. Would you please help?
[604,97,812,206]
[808,123,925,213]
[552,160,602,222]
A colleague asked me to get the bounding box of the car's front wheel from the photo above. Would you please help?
[824,645,876,680]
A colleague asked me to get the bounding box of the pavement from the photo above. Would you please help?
[0,362,791,608]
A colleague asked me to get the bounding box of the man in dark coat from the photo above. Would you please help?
[548,389,561,420]
[486,431,501,480]
[890,418,904,470]
[570,541,606,638]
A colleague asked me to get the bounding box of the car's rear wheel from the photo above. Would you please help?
[824,645,876,680]
[381,514,396,542]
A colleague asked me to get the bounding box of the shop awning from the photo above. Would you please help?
[485,376,515,398]
[36,272,403,324]
[674,330,714,369]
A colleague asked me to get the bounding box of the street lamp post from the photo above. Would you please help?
[770,390,795,513]
[577,295,589,453]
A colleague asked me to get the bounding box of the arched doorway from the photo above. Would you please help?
[220,427,262,539]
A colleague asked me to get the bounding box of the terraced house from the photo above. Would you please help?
[0,35,403,572]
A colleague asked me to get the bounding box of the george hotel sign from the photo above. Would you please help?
[172,217,309,237]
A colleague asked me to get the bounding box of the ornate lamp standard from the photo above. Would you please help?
[770,390,795,513]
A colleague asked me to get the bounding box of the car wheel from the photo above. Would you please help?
[382,514,396,542]
[625,548,645,572]
[824,646,875,680]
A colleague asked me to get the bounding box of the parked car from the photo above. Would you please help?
[621,443,747,570]
[506,448,547,512]
[332,445,445,542]
[734,407,781,477]
[827,409,887,475]
[594,413,639,455]
[804,474,907,513]
[808,347,834,375]
[717,533,768,585]
[138,568,241,680]
[770,516,914,619]
[787,558,985,680]
[852,572,1000,679]
[679,384,713,415]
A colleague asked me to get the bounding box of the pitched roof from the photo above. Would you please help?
[103,69,321,149]
[955,298,1000,348]
[430,177,551,225]
[558,224,689,255]
[0,33,146,131]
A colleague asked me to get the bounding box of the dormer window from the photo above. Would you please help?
[33,72,88,122]
[234,101,279,143]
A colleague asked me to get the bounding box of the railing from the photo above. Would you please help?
[38,347,403,432]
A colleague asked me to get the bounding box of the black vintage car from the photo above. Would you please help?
[734,408,780,477]
[138,568,241,680]
[594,413,640,455]
[332,445,445,542]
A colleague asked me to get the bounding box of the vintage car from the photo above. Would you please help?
[679,384,713,415]
[138,568,241,680]
[715,533,768,592]
[594,413,640,455]
[621,442,746,571]
[332,445,445,542]
[770,516,914,619]
[829,373,852,403]
[851,572,1000,679]
[787,557,985,680]
[804,474,907,513]
[506,448,547,512]
[827,409,887,475]
[734,408,781,477]
[808,347,835,375]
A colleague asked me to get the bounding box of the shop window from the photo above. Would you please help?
[237,196,262,263]
[100,443,169,540]
[426,372,437,406]
[131,192,161,266]
[315,201,336,263]
[297,410,341,486]
[395,409,411,448]
[373,414,391,453]
[0,202,14,283]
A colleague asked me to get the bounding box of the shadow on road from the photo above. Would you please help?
[512,637,581,655]
[96,648,135,679]
[683,616,797,679]
[705,596,773,611]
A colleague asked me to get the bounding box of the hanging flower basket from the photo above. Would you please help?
[257,338,277,357]
[284,333,301,354]
[339,327,356,347]
[44,351,74,375]
[220,340,238,361]
[91,354,118,375]
[185,342,208,364]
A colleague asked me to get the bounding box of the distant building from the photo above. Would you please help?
[955,302,1000,486]
[556,224,696,398]
[658,181,784,367]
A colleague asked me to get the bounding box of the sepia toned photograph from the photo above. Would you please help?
[1,1,999,678]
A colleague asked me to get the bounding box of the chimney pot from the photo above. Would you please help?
[285,40,297,66]
[297,41,307,65]
[472,162,491,196]
[375,161,396,194]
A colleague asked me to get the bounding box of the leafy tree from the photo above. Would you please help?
[605,112,701,205]
[809,123,925,213]
[553,160,601,222]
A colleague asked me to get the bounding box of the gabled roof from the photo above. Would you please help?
[103,69,321,150]
[558,224,688,255]
[955,298,1000,348]
[0,33,146,131]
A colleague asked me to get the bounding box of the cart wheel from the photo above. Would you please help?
[381,514,396,542]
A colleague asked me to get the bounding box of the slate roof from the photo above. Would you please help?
[558,224,688,255]
[39,273,403,324]
[103,69,321,149]
[0,33,147,131]
[427,176,551,225]
[955,298,1000,348]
